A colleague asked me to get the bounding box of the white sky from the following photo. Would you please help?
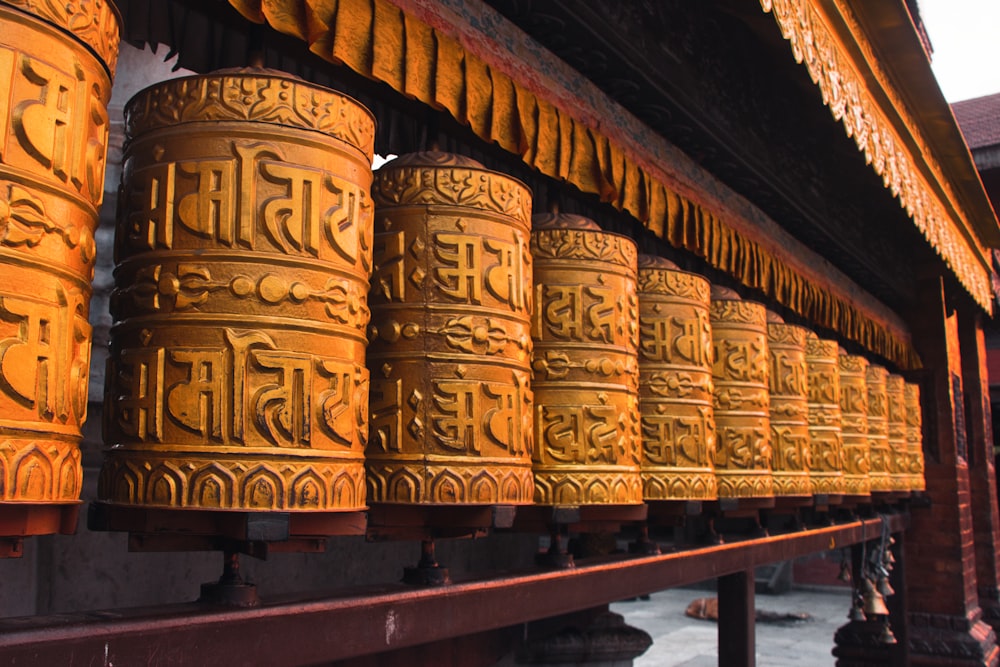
[919,0,1000,102]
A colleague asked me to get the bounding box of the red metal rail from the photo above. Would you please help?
[0,513,905,665]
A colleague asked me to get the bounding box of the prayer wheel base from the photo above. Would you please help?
[839,494,874,510]
[716,496,777,513]
[871,491,911,504]
[646,499,704,523]
[812,494,844,509]
[514,504,648,534]
[87,501,366,553]
[771,495,814,511]
[366,503,517,541]
[0,502,80,550]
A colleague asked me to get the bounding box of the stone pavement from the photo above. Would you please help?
[612,585,852,667]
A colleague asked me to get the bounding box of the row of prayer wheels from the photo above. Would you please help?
[0,10,924,530]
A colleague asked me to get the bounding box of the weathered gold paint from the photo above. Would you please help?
[710,290,773,498]
[767,318,811,497]
[637,256,716,501]
[866,364,893,492]
[531,214,642,505]
[0,1,118,509]
[904,382,925,492]
[886,374,908,492]
[838,353,871,496]
[367,152,534,504]
[806,335,846,495]
[99,70,374,511]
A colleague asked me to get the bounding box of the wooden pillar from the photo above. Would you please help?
[960,310,1000,633]
[905,276,999,666]
[719,568,755,667]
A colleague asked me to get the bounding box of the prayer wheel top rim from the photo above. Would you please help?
[532,212,601,231]
[531,213,640,251]
[866,363,889,381]
[123,68,377,160]
[0,0,122,78]
[374,150,533,225]
[381,150,485,169]
[637,254,681,270]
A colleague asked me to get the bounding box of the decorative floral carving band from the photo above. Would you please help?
[761,0,992,312]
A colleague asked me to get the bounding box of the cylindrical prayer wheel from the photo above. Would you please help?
[531,214,642,505]
[886,374,908,492]
[636,255,716,501]
[766,315,811,497]
[366,152,534,504]
[100,71,375,511]
[806,335,846,496]
[866,364,892,492]
[904,382,925,492]
[710,288,773,498]
[838,353,871,497]
[0,1,119,514]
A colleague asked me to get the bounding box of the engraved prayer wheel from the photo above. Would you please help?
[838,353,871,497]
[886,374,908,492]
[806,335,846,496]
[636,255,716,501]
[0,1,119,521]
[766,315,811,497]
[866,364,892,492]
[709,288,773,498]
[99,71,375,511]
[531,214,642,505]
[904,382,925,492]
[366,152,534,504]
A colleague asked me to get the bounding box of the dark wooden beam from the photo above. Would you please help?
[0,515,905,666]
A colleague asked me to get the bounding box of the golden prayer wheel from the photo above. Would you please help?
[766,315,811,497]
[531,214,642,505]
[366,152,534,504]
[0,1,119,519]
[636,255,716,501]
[709,288,773,498]
[838,353,871,496]
[99,70,375,511]
[904,382,925,492]
[886,374,908,492]
[806,335,846,496]
[866,364,892,492]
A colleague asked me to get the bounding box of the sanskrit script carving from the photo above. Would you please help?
[768,323,811,496]
[101,71,373,512]
[531,215,641,505]
[711,297,773,498]
[806,336,845,495]
[2,0,120,76]
[0,2,117,509]
[904,382,925,491]
[367,153,534,504]
[866,364,892,491]
[839,354,871,495]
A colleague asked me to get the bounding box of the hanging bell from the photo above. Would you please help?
[884,550,896,565]
[879,622,898,645]
[862,578,890,616]
[848,594,867,621]
[877,575,895,598]
[838,559,852,583]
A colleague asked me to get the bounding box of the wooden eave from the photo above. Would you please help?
[762,0,999,311]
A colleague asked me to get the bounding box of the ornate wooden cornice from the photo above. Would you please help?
[761,0,997,313]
